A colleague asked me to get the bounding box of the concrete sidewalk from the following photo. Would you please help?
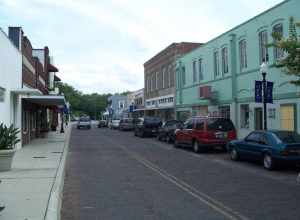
[0,128,70,220]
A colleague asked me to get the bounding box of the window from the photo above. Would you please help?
[239,39,247,70]
[246,132,261,143]
[151,73,155,91]
[192,60,197,82]
[221,47,229,74]
[184,119,193,129]
[195,120,204,130]
[162,68,165,88]
[273,24,284,60]
[240,104,249,129]
[198,59,203,81]
[119,101,125,109]
[0,87,5,102]
[259,30,268,63]
[147,77,151,93]
[214,51,219,77]
[169,66,174,87]
[182,66,186,85]
[156,72,159,90]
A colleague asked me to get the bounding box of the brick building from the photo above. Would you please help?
[144,42,202,121]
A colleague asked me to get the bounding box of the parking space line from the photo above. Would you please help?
[113,142,249,220]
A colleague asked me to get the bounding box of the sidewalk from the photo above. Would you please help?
[0,128,70,220]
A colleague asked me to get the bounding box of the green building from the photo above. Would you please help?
[175,0,300,138]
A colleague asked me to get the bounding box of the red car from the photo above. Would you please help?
[174,117,237,153]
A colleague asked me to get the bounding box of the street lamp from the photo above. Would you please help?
[260,59,269,130]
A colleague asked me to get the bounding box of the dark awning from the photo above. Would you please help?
[48,63,59,72]
[54,75,61,81]
[23,95,65,106]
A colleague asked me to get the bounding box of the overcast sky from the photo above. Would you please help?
[0,0,283,94]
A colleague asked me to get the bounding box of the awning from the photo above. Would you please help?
[144,106,174,111]
[54,75,61,82]
[48,63,59,72]
[23,95,66,106]
[11,88,42,95]
[133,108,146,112]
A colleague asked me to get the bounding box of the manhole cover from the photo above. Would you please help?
[32,156,47,159]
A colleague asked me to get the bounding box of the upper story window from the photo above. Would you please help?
[214,51,220,77]
[151,73,155,91]
[155,72,159,90]
[239,39,247,70]
[162,67,165,89]
[192,60,197,83]
[259,30,269,63]
[221,47,229,75]
[273,23,284,60]
[182,66,186,85]
[198,58,203,81]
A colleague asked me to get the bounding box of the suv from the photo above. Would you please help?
[77,116,92,129]
[157,120,183,143]
[174,117,236,152]
[119,118,134,131]
[134,117,162,137]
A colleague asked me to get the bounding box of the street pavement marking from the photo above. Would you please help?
[115,143,249,220]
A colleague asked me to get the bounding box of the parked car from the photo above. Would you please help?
[174,117,236,153]
[119,118,134,131]
[97,120,106,128]
[134,117,162,137]
[227,130,300,170]
[110,119,121,129]
[157,120,183,143]
[77,116,91,129]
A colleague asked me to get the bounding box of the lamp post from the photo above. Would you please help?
[260,59,268,130]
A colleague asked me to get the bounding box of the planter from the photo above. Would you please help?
[0,149,16,172]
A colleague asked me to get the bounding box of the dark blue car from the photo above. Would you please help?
[227,130,300,170]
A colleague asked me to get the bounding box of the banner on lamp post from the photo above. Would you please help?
[255,81,262,103]
[266,81,274,104]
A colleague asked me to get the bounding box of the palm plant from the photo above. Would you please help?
[0,123,20,150]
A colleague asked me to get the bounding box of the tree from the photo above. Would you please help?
[271,17,300,85]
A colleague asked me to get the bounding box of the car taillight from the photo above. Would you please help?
[227,131,237,139]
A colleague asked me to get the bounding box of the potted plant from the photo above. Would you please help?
[0,123,20,171]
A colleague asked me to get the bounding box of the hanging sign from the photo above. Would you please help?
[255,81,262,103]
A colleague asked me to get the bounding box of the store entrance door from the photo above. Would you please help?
[254,107,263,130]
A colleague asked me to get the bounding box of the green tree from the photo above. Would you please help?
[271,17,300,85]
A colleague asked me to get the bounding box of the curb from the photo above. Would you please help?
[44,126,72,220]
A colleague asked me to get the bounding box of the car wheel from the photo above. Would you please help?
[134,129,138,136]
[140,130,145,138]
[230,148,239,161]
[193,141,200,153]
[263,153,275,170]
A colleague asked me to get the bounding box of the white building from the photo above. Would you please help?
[0,28,22,148]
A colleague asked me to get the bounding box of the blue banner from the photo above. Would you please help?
[266,81,274,104]
[129,105,134,113]
[255,81,262,103]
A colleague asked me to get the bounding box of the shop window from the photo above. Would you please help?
[0,87,5,102]
[219,106,230,119]
[273,23,284,60]
[192,60,197,82]
[239,39,247,70]
[221,47,229,74]
[214,51,220,77]
[240,104,250,129]
[198,58,203,81]
[259,30,268,63]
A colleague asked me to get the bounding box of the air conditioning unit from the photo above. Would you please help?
[199,86,212,99]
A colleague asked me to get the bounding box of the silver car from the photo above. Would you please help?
[77,116,91,129]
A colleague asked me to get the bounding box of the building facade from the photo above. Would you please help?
[144,42,202,122]
[8,27,65,146]
[0,28,23,149]
[131,88,145,118]
[176,0,300,138]
[107,94,128,119]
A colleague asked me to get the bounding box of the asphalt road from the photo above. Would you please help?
[61,126,300,220]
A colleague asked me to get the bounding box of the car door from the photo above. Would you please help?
[241,132,264,159]
[180,119,194,145]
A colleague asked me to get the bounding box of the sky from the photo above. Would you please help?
[0,0,284,94]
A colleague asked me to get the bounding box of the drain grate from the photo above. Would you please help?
[32,156,47,159]
[52,151,63,154]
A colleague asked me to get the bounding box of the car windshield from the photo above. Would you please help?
[207,118,235,131]
[273,131,300,144]
[79,117,90,122]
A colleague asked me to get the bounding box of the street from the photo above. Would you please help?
[61,126,300,220]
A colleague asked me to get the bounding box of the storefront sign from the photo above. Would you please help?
[255,81,262,103]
